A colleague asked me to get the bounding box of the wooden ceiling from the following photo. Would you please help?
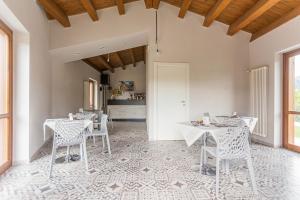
[37,0,300,41]
[82,45,146,73]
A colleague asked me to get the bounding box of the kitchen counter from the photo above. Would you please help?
[107,100,146,121]
[108,99,146,105]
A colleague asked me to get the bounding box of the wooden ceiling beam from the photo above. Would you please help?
[37,0,70,27]
[153,0,160,9]
[98,56,115,73]
[251,5,300,42]
[82,59,101,72]
[129,49,136,67]
[178,0,192,18]
[115,52,126,70]
[116,0,125,15]
[227,0,280,36]
[144,0,152,9]
[80,0,99,21]
[203,0,232,27]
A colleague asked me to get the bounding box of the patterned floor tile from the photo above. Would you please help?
[0,122,300,200]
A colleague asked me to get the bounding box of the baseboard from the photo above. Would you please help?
[12,160,29,166]
[251,137,275,147]
[30,137,52,162]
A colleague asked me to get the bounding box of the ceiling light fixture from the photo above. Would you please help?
[155,10,160,55]
[107,53,110,63]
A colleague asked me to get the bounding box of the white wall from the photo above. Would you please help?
[2,0,52,162]
[108,62,146,93]
[51,60,100,117]
[250,16,300,147]
[49,1,251,140]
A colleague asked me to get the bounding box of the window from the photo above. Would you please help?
[84,79,98,111]
[89,80,95,109]
[283,48,300,153]
[0,19,12,174]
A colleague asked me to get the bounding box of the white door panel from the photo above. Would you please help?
[155,63,189,140]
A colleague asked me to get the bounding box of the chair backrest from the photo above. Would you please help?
[75,112,95,120]
[241,117,258,134]
[54,120,85,146]
[214,119,250,159]
[100,114,108,132]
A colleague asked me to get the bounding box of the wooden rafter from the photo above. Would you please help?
[178,0,193,18]
[153,0,160,9]
[98,56,115,73]
[82,59,101,72]
[203,0,232,27]
[115,52,126,70]
[129,49,136,67]
[37,0,70,27]
[227,0,280,36]
[80,0,98,21]
[144,0,152,9]
[250,5,300,42]
[116,0,125,15]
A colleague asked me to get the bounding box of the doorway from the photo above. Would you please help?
[283,48,300,152]
[154,62,189,140]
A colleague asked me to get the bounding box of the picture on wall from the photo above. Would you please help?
[119,81,135,91]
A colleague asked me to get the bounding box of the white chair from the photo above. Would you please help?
[75,112,98,144]
[49,120,89,178]
[200,119,257,198]
[75,112,95,120]
[107,108,114,129]
[91,114,111,154]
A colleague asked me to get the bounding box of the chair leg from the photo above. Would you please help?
[247,157,258,194]
[110,119,113,129]
[80,144,83,161]
[102,136,105,149]
[93,136,96,145]
[106,134,111,154]
[216,158,220,198]
[49,145,56,178]
[83,139,89,171]
[67,146,70,163]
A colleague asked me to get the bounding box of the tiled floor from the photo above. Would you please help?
[1,122,300,200]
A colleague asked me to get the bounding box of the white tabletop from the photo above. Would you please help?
[178,117,257,147]
[43,118,93,141]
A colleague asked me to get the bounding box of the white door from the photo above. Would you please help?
[155,62,189,140]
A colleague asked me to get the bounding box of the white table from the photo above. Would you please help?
[178,117,257,147]
[43,118,93,141]
[177,122,226,147]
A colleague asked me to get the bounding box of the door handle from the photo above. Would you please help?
[181,100,186,103]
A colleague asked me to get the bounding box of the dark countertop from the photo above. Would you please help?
[108,99,146,105]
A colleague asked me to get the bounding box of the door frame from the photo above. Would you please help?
[283,48,300,153]
[153,62,190,140]
[0,19,13,174]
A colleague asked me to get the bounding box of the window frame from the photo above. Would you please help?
[283,48,300,153]
[0,19,13,175]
